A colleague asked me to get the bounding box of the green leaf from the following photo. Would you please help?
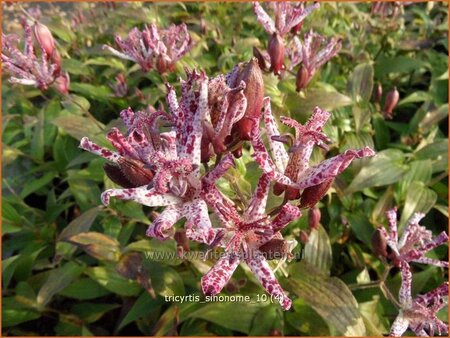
[65,232,121,262]
[347,63,374,102]
[375,55,425,77]
[359,296,389,336]
[20,172,56,199]
[286,299,330,335]
[399,181,437,228]
[188,302,263,334]
[347,149,407,193]
[60,278,111,300]
[117,292,163,331]
[144,261,185,297]
[397,160,432,201]
[2,303,40,327]
[70,83,113,102]
[303,224,332,276]
[71,303,120,323]
[52,115,104,141]
[154,303,203,336]
[286,86,352,114]
[37,261,84,308]
[86,266,142,296]
[84,57,126,71]
[58,207,101,240]
[415,139,448,173]
[398,91,432,105]
[287,262,366,336]
[249,304,281,335]
[418,104,448,134]
[31,109,45,162]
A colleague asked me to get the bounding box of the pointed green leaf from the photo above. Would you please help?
[399,181,437,228]
[288,262,366,336]
[303,224,332,275]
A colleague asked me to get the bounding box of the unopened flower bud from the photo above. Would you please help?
[54,73,70,95]
[371,228,388,258]
[290,22,303,35]
[33,22,55,58]
[373,82,383,104]
[299,230,309,244]
[295,63,309,92]
[235,58,264,140]
[383,87,399,119]
[308,207,321,230]
[253,46,268,71]
[104,157,154,188]
[268,33,285,76]
[299,178,333,209]
[174,229,190,253]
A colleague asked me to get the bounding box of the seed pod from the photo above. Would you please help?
[371,228,388,258]
[295,63,309,92]
[268,33,285,76]
[383,87,399,119]
[299,178,333,208]
[33,22,55,58]
[308,207,321,230]
[373,82,383,104]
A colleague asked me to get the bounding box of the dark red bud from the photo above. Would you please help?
[299,178,333,208]
[295,63,309,92]
[174,229,190,253]
[273,182,286,196]
[258,239,290,260]
[371,228,388,258]
[383,87,399,119]
[238,58,264,120]
[253,46,268,71]
[290,22,303,35]
[285,186,301,201]
[156,55,168,74]
[268,33,285,76]
[236,117,254,141]
[308,207,321,230]
[33,22,55,57]
[373,82,383,104]
[299,230,309,244]
[104,158,154,188]
[54,72,69,95]
[232,145,243,158]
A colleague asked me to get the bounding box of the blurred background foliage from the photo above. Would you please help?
[2,1,448,336]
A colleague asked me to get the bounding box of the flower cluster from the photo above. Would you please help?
[372,208,449,336]
[2,21,69,94]
[104,23,194,74]
[80,58,375,309]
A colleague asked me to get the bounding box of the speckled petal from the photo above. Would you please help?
[253,2,276,34]
[79,137,122,163]
[294,147,375,189]
[101,186,180,206]
[385,208,399,244]
[201,253,240,296]
[106,127,140,160]
[184,199,216,245]
[262,97,288,172]
[245,251,292,310]
[399,262,412,306]
[271,204,302,233]
[146,205,183,240]
[203,153,235,184]
[245,173,271,220]
[389,312,410,337]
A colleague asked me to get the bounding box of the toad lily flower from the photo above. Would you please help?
[390,262,448,336]
[104,23,194,74]
[251,97,375,206]
[80,70,217,245]
[201,159,301,310]
[2,21,69,94]
[377,208,449,268]
[288,31,342,91]
[253,1,320,75]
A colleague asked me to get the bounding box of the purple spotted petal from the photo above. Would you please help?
[201,253,240,296]
[245,173,271,220]
[146,205,183,240]
[101,186,180,207]
[79,137,122,163]
[184,199,216,245]
[253,2,276,34]
[245,251,292,310]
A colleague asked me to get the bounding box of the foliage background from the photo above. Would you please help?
[2,1,448,336]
